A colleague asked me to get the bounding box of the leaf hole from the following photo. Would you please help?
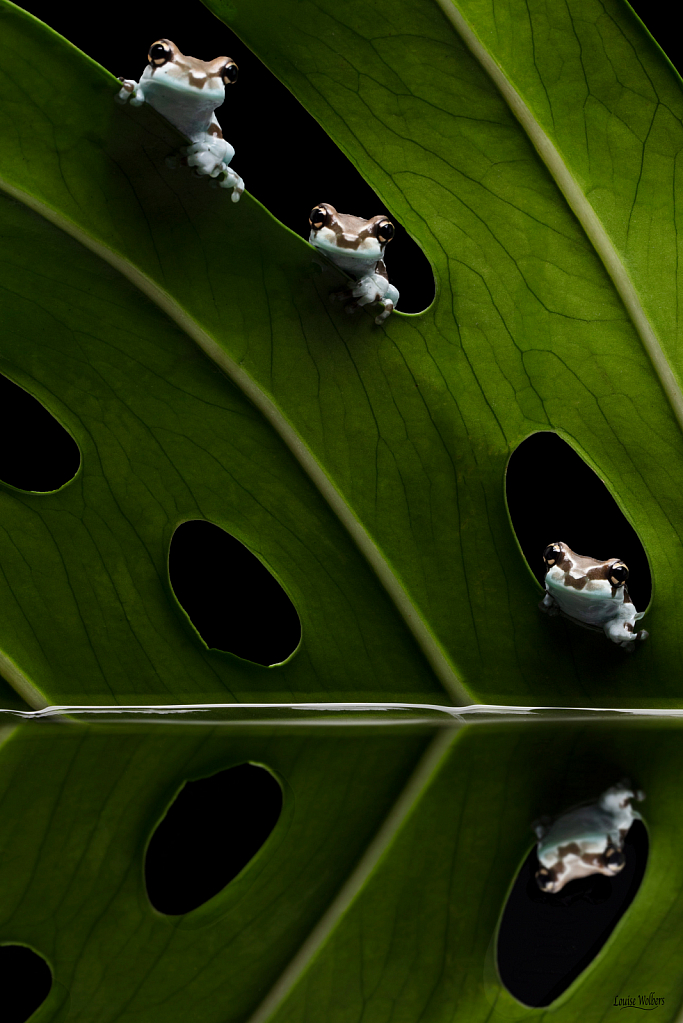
[168,520,301,665]
[145,762,283,915]
[0,944,52,1023]
[497,819,648,1007]
[506,432,651,609]
[0,373,80,491]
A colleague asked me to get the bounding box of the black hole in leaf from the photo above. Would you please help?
[0,945,52,1023]
[497,819,648,1007]
[169,520,301,664]
[0,374,80,491]
[15,1,435,316]
[628,2,683,74]
[506,432,651,609]
[145,763,283,915]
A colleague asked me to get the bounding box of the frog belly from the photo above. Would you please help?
[538,805,621,858]
[314,247,379,279]
[143,81,221,141]
[545,577,621,625]
[537,834,608,869]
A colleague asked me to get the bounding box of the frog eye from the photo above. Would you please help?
[543,543,563,567]
[222,61,239,85]
[535,867,555,891]
[148,40,174,66]
[309,206,329,229]
[609,562,629,585]
[604,846,626,872]
[376,221,394,243]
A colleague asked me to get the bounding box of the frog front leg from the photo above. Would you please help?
[183,117,244,202]
[539,590,560,616]
[116,79,146,107]
[603,615,648,649]
[372,281,400,324]
[332,270,400,326]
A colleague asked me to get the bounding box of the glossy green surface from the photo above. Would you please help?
[0,714,680,1021]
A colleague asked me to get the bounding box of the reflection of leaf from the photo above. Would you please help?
[0,714,681,1020]
[2,0,683,707]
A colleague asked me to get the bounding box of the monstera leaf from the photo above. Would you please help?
[0,710,682,1021]
[0,0,682,707]
[2,3,683,1021]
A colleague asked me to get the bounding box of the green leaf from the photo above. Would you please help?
[0,712,681,1020]
[202,0,683,706]
[1,0,683,708]
[2,4,683,1015]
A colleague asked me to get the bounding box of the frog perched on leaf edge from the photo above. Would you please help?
[117,39,244,202]
[540,541,648,649]
[309,203,400,325]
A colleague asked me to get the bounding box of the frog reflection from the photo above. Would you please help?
[534,783,644,894]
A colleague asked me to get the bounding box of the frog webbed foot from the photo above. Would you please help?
[182,140,243,201]
[374,299,395,325]
[330,277,396,325]
[184,139,234,177]
[349,276,384,307]
[603,617,648,649]
[218,168,245,203]
[539,591,560,616]
[618,629,649,652]
[116,79,145,107]
[372,281,400,323]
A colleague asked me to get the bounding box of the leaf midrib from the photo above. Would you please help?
[437,0,683,435]
[0,174,470,707]
[244,727,458,1023]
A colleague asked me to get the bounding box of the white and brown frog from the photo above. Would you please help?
[308,203,400,324]
[540,541,648,648]
[534,782,644,894]
[117,39,244,201]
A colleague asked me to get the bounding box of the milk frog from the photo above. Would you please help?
[117,39,244,202]
[534,783,644,894]
[540,541,648,648]
[308,204,400,324]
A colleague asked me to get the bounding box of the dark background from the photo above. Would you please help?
[0,0,674,660]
